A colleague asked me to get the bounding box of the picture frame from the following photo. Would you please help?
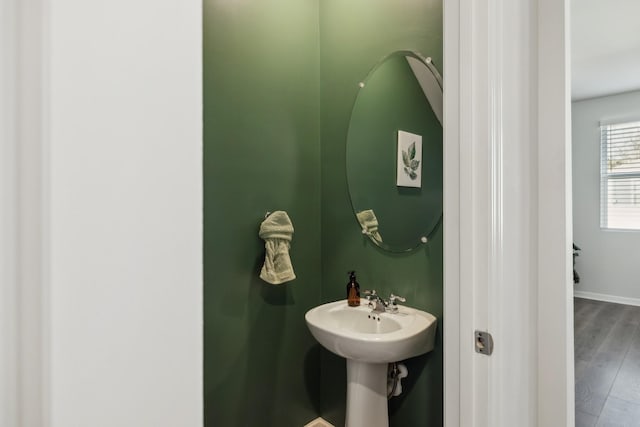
[396,130,422,188]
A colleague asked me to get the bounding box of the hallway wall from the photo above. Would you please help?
[573,90,640,303]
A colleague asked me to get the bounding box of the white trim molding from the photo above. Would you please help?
[443,0,462,424]
[18,0,51,421]
[1,0,20,425]
[537,0,574,426]
[574,290,640,307]
[1,0,51,425]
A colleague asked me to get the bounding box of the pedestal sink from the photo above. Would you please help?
[305,300,437,427]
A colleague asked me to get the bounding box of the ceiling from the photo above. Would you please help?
[572,0,640,101]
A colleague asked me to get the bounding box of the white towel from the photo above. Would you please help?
[259,211,296,285]
[356,209,383,243]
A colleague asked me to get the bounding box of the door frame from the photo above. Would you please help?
[536,0,574,424]
[443,0,574,426]
[1,0,50,425]
[1,0,19,424]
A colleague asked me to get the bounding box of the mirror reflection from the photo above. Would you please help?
[346,50,443,252]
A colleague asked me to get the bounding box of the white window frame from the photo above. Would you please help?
[600,120,640,231]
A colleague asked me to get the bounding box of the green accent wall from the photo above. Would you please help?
[203,0,322,425]
[204,0,442,425]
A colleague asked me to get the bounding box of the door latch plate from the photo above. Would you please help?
[475,330,494,356]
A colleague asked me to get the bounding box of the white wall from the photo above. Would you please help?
[572,90,640,302]
[48,1,202,426]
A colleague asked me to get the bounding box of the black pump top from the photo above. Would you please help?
[348,271,357,282]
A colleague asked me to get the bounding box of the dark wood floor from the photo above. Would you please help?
[575,297,640,427]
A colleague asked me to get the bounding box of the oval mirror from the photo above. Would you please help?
[346,50,443,252]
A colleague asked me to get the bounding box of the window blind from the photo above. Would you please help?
[600,121,640,230]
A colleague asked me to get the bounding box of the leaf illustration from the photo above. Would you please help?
[402,150,411,167]
[409,142,416,160]
[410,159,420,170]
[403,166,418,180]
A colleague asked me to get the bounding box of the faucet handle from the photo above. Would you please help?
[363,289,377,299]
[389,294,406,304]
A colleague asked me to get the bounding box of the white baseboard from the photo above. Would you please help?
[303,417,334,427]
[574,290,640,307]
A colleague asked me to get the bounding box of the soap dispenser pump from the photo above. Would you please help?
[347,271,360,307]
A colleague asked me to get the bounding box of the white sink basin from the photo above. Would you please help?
[305,300,437,427]
[305,299,437,363]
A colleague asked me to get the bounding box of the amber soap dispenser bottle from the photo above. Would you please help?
[346,271,360,306]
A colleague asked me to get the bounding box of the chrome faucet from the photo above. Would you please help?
[364,290,386,313]
[364,290,406,313]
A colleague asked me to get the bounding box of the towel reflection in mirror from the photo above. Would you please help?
[356,209,383,244]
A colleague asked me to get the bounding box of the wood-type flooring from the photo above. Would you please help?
[575,297,640,426]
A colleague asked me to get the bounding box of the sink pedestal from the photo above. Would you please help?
[346,360,388,427]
